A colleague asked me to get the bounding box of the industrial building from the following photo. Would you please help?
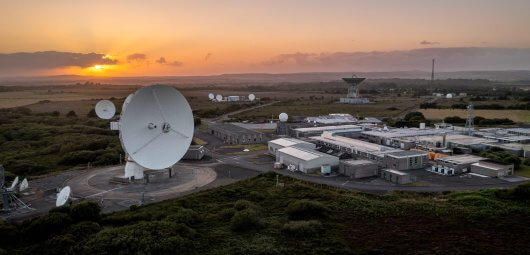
[380,169,414,184]
[276,146,339,173]
[382,150,429,171]
[310,132,402,161]
[338,159,379,178]
[482,143,526,157]
[506,128,530,136]
[362,127,451,148]
[471,160,514,177]
[268,138,316,157]
[208,122,265,144]
[430,155,485,175]
[183,145,205,160]
[293,124,362,138]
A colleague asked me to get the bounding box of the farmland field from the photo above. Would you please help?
[420,109,530,122]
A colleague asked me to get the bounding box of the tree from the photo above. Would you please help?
[66,110,77,118]
[87,109,97,118]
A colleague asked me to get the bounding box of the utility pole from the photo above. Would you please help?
[431,58,435,85]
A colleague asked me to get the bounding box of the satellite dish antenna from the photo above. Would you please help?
[279,112,288,122]
[122,93,134,112]
[56,186,71,207]
[208,93,215,100]
[0,165,4,188]
[216,94,223,101]
[248,94,256,101]
[19,178,28,192]
[9,176,19,191]
[95,100,116,119]
[120,85,194,170]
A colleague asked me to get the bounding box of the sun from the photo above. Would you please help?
[93,65,103,70]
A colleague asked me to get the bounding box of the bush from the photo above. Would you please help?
[230,208,261,232]
[66,111,77,118]
[26,212,72,240]
[165,208,200,226]
[524,158,530,166]
[70,201,101,222]
[66,221,101,239]
[234,199,255,211]
[510,183,530,203]
[282,220,322,237]
[59,150,99,165]
[286,200,328,220]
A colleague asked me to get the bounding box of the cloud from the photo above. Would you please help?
[204,53,212,61]
[259,48,530,72]
[156,57,167,64]
[420,40,440,45]
[126,53,146,63]
[0,51,117,69]
[167,61,183,67]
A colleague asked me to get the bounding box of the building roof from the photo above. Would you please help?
[269,138,312,147]
[437,155,485,165]
[362,128,450,139]
[208,122,262,135]
[310,133,402,157]
[278,147,336,161]
[341,159,377,166]
[507,128,530,135]
[382,168,408,176]
[483,142,525,151]
[232,122,277,130]
[386,150,428,158]
[472,160,513,170]
[294,124,361,133]
[415,134,495,146]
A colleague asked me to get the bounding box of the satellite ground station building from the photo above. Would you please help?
[208,122,265,144]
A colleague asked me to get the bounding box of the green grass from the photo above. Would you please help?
[2,173,529,254]
[516,163,530,177]
[220,143,268,152]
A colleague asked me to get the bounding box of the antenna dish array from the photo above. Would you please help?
[208,93,215,100]
[8,176,19,191]
[215,94,223,101]
[19,178,28,192]
[95,100,116,119]
[279,112,288,122]
[56,186,71,207]
[248,93,256,101]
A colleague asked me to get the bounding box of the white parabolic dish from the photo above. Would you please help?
[248,93,256,101]
[279,112,288,122]
[122,93,134,112]
[56,186,71,207]
[216,94,223,101]
[95,100,116,119]
[120,85,194,170]
[208,93,215,100]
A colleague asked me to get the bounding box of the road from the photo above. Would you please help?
[212,100,279,122]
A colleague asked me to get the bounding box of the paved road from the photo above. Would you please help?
[212,101,279,122]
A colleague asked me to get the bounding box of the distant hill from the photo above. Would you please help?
[1,70,529,86]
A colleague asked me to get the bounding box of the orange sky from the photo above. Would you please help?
[1,0,530,76]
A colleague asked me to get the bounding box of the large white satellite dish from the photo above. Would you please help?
[56,186,71,207]
[216,94,223,101]
[208,93,215,100]
[9,176,19,191]
[95,100,116,119]
[19,178,28,192]
[279,112,288,122]
[122,93,134,112]
[248,93,256,101]
[120,85,194,170]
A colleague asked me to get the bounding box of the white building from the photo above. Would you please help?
[268,138,316,158]
[293,124,362,138]
[276,147,339,173]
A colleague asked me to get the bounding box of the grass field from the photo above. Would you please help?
[2,172,529,254]
[420,109,530,122]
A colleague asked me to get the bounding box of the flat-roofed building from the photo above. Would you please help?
[339,159,379,178]
[415,134,496,150]
[293,124,362,138]
[506,128,530,136]
[309,132,402,162]
[183,145,205,160]
[362,128,451,149]
[382,150,429,171]
[208,122,264,144]
[268,138,316,157]
[380,169,414,184]
[430,155,485,175]
[276,147,339,173]
[482,142,526,157]
[471,160,514,177]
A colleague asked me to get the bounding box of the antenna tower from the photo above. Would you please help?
[431,58,435,85]
[465,103,474,135]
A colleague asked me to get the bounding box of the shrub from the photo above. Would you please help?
[66,111,77,118]
[165,208,200,226]
[234,199,255,211]
[282,220,322,237]
[286,200,328,220]
[26,212,72,240]
[217,208,236,221]
[230,208,261,232]
[70,201,101,222]
[66,221,101,239]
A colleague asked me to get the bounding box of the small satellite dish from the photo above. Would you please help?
[0,165,4,188]
[208,93,215,100]
[95,100,116,119]
[19,178,29,192]
[9,176,19,190]
[120,85,194,170]
[279,112,288,122]
[243,148,250,152]
[56,186,71,207]
[216,94,223,101]
[122,93,134,112]
[248,94,256,101]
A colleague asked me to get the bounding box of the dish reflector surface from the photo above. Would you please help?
[120,85,194,170]
[279,112,288,122]
[56,186,71,207]
[216,94,223,101]
[248,94,256,101]
[122,94,134,112]
[95,100,116,119]
[19,178,28,192]
[9,176,19,190]
[208,93,215,100]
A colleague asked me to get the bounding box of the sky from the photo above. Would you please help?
[1,0,529,77]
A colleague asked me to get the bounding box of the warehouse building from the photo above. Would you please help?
[430,155,485,175]
[183,145,205,160]
[339,159,379,178]
[362,128,451,149]
[268,138,316,157]
[506,128,530,136]
[276,147,339,173]
[471,160,514,177]
[382,150,429,171]
[380,169,414,184]
[208,122,265,144]
[293,124,362,138]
